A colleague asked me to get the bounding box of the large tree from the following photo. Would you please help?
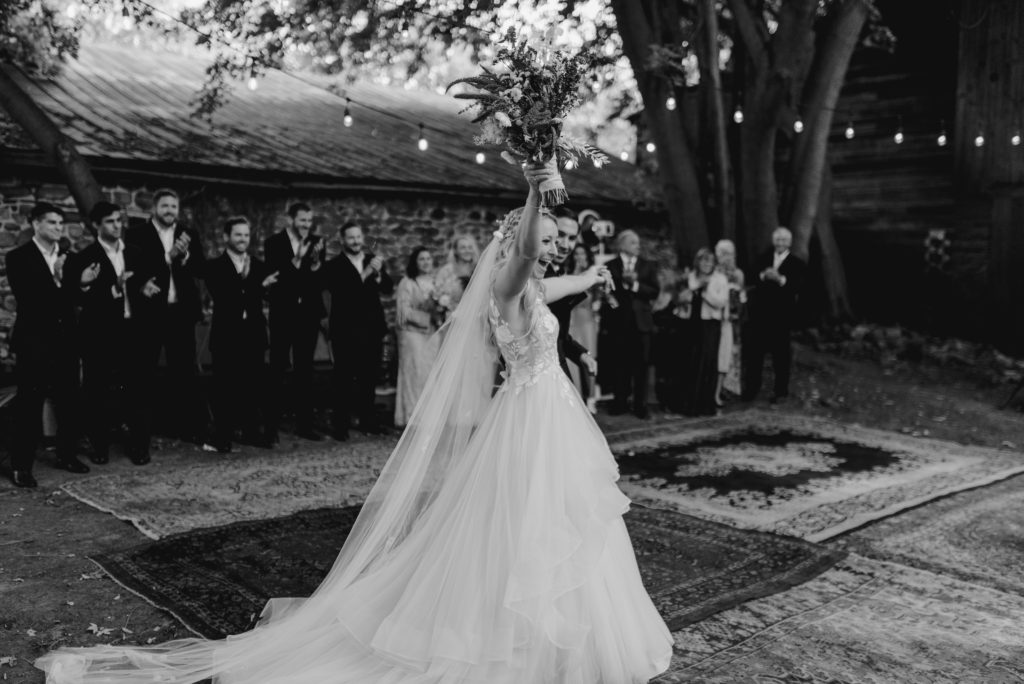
[1,0,891,318]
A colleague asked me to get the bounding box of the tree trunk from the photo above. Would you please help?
[0,64,103,215]
[788,0,870,258]
[815,163,853,319]
[611,0,710,262]
[738,115,779,262]
[698,0,735,241]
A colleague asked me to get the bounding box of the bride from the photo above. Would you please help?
[36,162,673,684]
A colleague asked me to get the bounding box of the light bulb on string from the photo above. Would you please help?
[619,150,629,161]
[974,130,985,147]
[417,123,428,151]
[937,120,947,147]
[793,116,804,134]
[343,98,353,127]
[665,96,677,111]
[893,116,904,144]
[733,106,744,124]
[645,141,656,153]
[1013,131,1022,147]
[475,152,485,164]
[844,121,855,139]
[247,76,258,91]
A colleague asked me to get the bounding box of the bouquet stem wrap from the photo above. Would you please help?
[539,170,568,206]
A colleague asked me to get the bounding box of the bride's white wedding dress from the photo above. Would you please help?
[37,284,672,684]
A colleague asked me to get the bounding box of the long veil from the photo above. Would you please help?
[37,231,508,683]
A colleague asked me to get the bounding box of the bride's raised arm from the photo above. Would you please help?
[491,163,553,307]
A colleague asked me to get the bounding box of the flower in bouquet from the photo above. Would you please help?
[447,27,610,206]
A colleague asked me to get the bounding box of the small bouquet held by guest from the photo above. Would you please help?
[430,291,454,328]
[446,27,609,206]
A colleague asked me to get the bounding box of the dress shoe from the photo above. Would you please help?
[294,427,323,441]
[129,449,151,466]
[11,471,37,488]
[56,457,90,474]
[89,452,110,465]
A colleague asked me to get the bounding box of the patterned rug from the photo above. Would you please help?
[835,473,1024,597]
[608,411,1024,541]
[90,505,843,639]
[656,554,1024,683]
[62,440,391,539]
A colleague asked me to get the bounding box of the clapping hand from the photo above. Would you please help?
[141,277,161,298]
[262,271,280,288]
[761,268,781,283]
[169,233,191,260]
[80,262,101,286]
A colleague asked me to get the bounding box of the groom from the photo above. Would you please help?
[543,207,597,379]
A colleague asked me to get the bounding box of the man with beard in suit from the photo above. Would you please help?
[4,203,88,487]
[264,202,325,442]
[66,201,147,465]
[205,216,279,452]
[599,229,659,419]
[321,221,394,440]
[742,226,806,403]
[127,188,207,460]
[544,207,598,379]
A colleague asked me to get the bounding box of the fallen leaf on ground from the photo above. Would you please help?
[25,629,35,637]
[0,657,14,667]
[86,623,113,636]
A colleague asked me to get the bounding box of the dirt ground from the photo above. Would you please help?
[1,345,1022,682]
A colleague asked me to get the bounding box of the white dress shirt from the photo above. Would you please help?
[154,221,178,304]
[620,253,639,292]
[771,250,789,286]
[346,251,366,274]
[33,236,60,281]
[288,230,303,259]
[99,238,131,319]
[227,250,249,276]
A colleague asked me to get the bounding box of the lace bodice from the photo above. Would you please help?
[488,285,564,393]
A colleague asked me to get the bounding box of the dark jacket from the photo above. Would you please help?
[5,240,77,368]
[544,262,589,375]
[204,252,271,354]
[604,255,659,333]
[264,229,326,322]
[749,250,806,328]
[321,251,394,341]
[65,240,145,348]
[125,218,205,322]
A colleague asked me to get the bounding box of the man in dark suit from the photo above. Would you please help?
[264,202,325,441]
[742,226,807,403]
[205,216,279,452]
[545,207,597,378]
[322,221,394,440]
[126,188,206,459]
[599,229,659,419]
[65,201,147,465]
[4,203,89,487]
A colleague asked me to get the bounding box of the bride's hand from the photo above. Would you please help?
[523,158,557,190]
[586,264,614,290]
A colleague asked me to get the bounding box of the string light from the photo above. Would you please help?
[893,116,904,144]
[844,121,855,139]
[645,141,656,153]
[974,130,985,147]
[733,106,744,124]
[937,120,948,147]
[665,96,677,111]
[475,151,485,164]
[1013,130,1022,147]
[793,116,804,134]
[619,150,629,161]
[417,123,428,151]
[247,76,258,91]
[343,98,353,127]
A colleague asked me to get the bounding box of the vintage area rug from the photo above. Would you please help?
[90,505,843,639]
[607,411,1024,541]
[835,473,1024,597]
[655,554,1024,683]
[61,440,391,539]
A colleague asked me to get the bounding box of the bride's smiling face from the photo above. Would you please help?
[533,215,559,278]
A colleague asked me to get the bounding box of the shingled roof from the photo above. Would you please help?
[3,42,640,206]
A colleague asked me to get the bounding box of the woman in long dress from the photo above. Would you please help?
[681,249,729,417]
[567,244,599,412]
[394,246,442,428]
[35,163,673,684]
[713,240,745,405]
[432,234,479,322]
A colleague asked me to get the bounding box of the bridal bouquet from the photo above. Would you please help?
[447,27,609,206]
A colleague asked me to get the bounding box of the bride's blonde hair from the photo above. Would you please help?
[495,205,554,262]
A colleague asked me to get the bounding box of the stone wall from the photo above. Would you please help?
[0,174,674,380]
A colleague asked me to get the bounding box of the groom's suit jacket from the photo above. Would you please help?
[544,263,589,377]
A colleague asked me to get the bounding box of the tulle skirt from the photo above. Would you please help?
[36,367,672,683]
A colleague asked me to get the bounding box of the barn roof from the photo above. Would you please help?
[2,42,640,206]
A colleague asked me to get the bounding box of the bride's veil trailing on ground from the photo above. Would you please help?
[37,228,510,684]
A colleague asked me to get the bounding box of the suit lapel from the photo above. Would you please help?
[28,241,59,292]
